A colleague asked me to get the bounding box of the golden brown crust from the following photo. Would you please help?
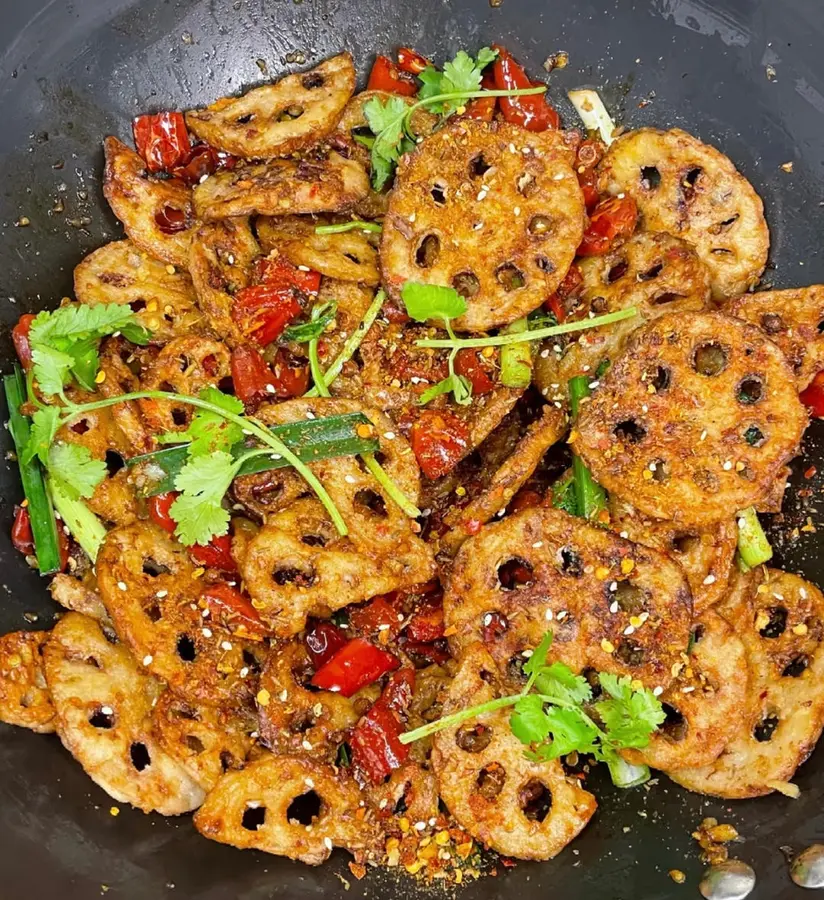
[608,497,737,614]
[670,568,824,797]
[73,240,205,343]
[44,613,205,813]
[728,285,824,389]
[535,232,711,398]
[103,137,196,268]
[193,152,369,221]
[623,612,749,771]
[572,312,807,526]
[444,507,693,690]
[185,54,356,159]
[256,215,380,285]
[432,644,597,859]
[193,753,382,864]
[441,405,568,556]
[188,218,260,348]
[50,574,110,623]
[598,128,769,300]
[152,690,257,792]
[0,631,55,733]
[381,119,585,332]
[97,522,265,706]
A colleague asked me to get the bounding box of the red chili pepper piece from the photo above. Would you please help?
[190,533,237,573]
[147,491,178,534]
[12,313,35,370]
[399,636,452,665]
[578,167,600,213]
[154,203,191,235]
[232,284,303,346]
[351,668,415,784]
[406,598,445,643]
[255,256,321,296]
[454,348,496,395]
[577,196,638,257]
[133,111,192,173]
[11,505,34,556]
[411,409,470,480]
[801,371,824,418]
[305,620,349,670]
[544,264,584,322]
[462,71,498,122]
[366,55,417,95]
[271,347,310,399]
[311,637,399,697]
[230,345,276,409]
[171,143,237,186]
[507,487,544,514]
[397,47,430,75]
[349,595,404,637]
[201,582,267,640]
[492,46,559,132]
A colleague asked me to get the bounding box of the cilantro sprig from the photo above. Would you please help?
[362,46,547,190]
[28,303,149,396]
[400,631,665,788]
[401,282,472,407]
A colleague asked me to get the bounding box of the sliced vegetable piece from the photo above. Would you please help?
[367,55,417,95]
[190,533,237,573]
[411,409,470,480]
[578,196,638,256]
[568,375,607,519]
[271,347,310,399]
[454,349,496,394]
[567,89,617,145]
[493,45,559,131]
[310,637,399,697]
[4,367,63,574]
[132,111,192,173]
[500,318,533,388]
[737,506,773,568]
[230,346,277,409]
[232,285,302,347]
[304,620,349,669]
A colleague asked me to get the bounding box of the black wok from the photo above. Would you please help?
[1,0,823,897]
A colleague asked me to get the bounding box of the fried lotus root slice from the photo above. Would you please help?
[432,644,596,860]
[239,499,434,637]
[381,119,584,332]
[50,574,110,623]
[189,218,260,347]
[44,613,205,813]
[0,630,55,733]
[230,467,309,521]
[535,232,711,395]
[444,506,693,689]
[193,753,381,864]
[138,335,232,434]
[670,569,824,797]
[193,152,369,221]
[73,239,204,343]
[623,612,749,772]
[598,128,768,301]
[97,522,263,706]
[152,690,257,791]
[103,137,196,268]
[608,497,737,614]
[256,215,380,285]
[728,285,824,389]
[441,405,568,556]
[256,640,374,756]
[87,469,139,527]
[572,312,807,527]
[98,337,154,455]
[366,762,439,824]
[185,53,356,159]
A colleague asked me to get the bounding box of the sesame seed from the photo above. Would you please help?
[532,541,543,548]
[609,581,618,592]
[324,837,333,851]
[414,821,427,831]
[624,625,636,635]
[384,431,396,440]
[313,703,323,716]
[681,686,696,693]
[522,649,533,658]
[202,628,213,638]
[305,777,315,788]
[483,613,493,626]
[601,639,615,654]
[256,689,271,707]
[142,655,153,666]
[379,798,388,809]
[557,610,568,621]
[703,574,716,585]
[344,474,356,484]
[653,686,664,696]
[265,383,276,393]
[545,609,554,621]
[723,460,733,471]
[117,581,127,591]
[156,590,168,598]
[699,430,708,441]
[302,740,313,751]
[100,706,113,715]
[279,689,288,701]
[221,640,233,651]
[240,667,249,677]
[609,601,619,613]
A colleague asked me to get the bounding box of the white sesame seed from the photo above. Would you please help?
[699,430,707,441]
[545,609,554,621]
[653,686,664,696]
[557,610,568,621]
[306,411,316,419]
[723,460,733,471]
[142,655,153,666]
[344,474,357,484]
[553,172,566,180]
[305,777,315,788]
[476,189,488,201]
[240,667,249,677]
[532,541,544,548]
[624,625,636,636]
[323,837,333,851]
[702,574,716,586]
[100,706,113,716]
[540,348,550,358]
[522,649,534,658]
[117,581,127,591]
[414,821,426,831]
[202,628,212,638]
[379,798,388,809]
[609,581,618,592]
[265,383,276,393]
[681,685,696,693]
[619,531,629,539]
[279,690,288,701]
[513,206,521,216]
[610,601,619,614]
[156,590,168,598]
[313,703,323,716]
[302,740,313,751]
[483,613,493,626]
[221,640,233,651]
[384,431,396,440]
[297,265,311,272]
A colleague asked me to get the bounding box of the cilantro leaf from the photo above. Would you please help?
[159,388,244,458]
[540,706,600,759]
[401,283,468,322]
[48,443,107,500]
[283,303,337,343]
[595,673,666,749]
[24,406,62,466]
[510,694,551,744]
[363,95,409,190]
[551,471,578,515]
[418,373,473,407]
[170,451,238,546]
[417,47,498,115]
[28,303,149,396]
[417,65,443,103]
[534,662,593,706]
[476,46,498,70]
[523,631,554,680]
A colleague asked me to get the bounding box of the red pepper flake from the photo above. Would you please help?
[805,466,817,479]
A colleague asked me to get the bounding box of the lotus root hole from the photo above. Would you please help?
[638,262,663,281]
[495,262,526,292]
[415,234,440,268]
[88,707,115,729]
[782,655,809,678]
[758,606,788,638]
[476,763,506,800]
[651,366,671,391]
[753,714,779,743]
[176,634,197,662]
[430,183,447,205]
[130,741,151,772]
[613,581,647,615]
[660,703,688,742]
[615,639,645,666]
[497,557,535,591]
[606,259,628,283]
[354,488,388,518]
[273,565,316,588]
[519,779,552,822]
[559,547,584,577]
[613,419,646,444]
[241,804,267,831]
[672,533,699,555]
[287,790,322,826]
[455,723,493,753]
[737,375,764,405]
[527,215,553,238]
[452,271,480,299]
[184,734,207,754]
[469,153,492,179]
[301,73,325,89]
[640,166,661,190]
[693,342,728,377]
